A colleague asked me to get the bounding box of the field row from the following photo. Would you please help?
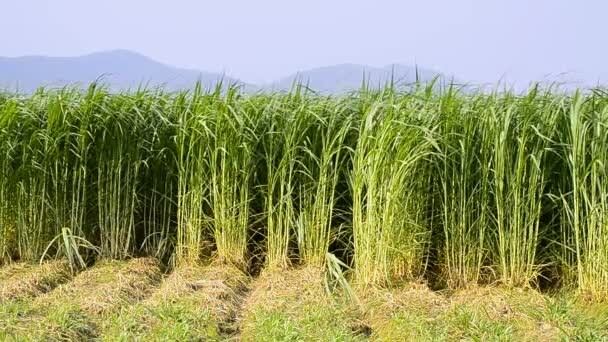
[1,259,607,341]
[1,258,245,340]
[1,84,608,299]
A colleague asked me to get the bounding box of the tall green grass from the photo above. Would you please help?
[435,89,492,288]
[351,89,435,285]
[488,89,559,286]
[296,98,352,267]
[560,91,608,300]
[175,87,212,265]
[0,83,607,300]
[139,91,177,261]
[208,88,255,267]
[260,91,311,268]
[0,97,18,263]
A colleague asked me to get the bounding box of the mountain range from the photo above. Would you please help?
[0,50,451,93]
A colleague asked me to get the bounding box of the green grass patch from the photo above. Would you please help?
[103,300,220,341]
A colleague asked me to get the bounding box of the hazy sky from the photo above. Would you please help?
[2,0,607,86]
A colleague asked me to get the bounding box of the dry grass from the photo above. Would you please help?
[1,258,605,340]
[0,263,27,281]
[149,261,248,317]
[37,257,161,315]
[449,286,547,319]
[101,261,249,340]
[361,283,568,341]
[359,282,446,323]
[240,266,364,341]
[243,266,328,312]
[0,260,72,302]
[1,258,161,340]
[447,286,560,340]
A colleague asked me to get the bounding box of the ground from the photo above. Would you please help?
[0,259,606,341]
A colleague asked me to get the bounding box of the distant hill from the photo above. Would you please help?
[267,63,456,93]
[0,50,245,93]
[0,50,458,94]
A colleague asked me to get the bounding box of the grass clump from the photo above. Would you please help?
[175,87,213,265]
[435,90,493,288]
[296,98,353,267]
[559,91,608,300]
[259,92,311,269]
[208,90,257,268]
[488,89,560,287]
[351,89,435,286]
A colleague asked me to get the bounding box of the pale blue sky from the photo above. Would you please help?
[2,0,607,86]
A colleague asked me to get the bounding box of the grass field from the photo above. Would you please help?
[1,82,608,339]
[1,261,606,340]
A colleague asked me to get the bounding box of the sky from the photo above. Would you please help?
[2,0,607,87]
